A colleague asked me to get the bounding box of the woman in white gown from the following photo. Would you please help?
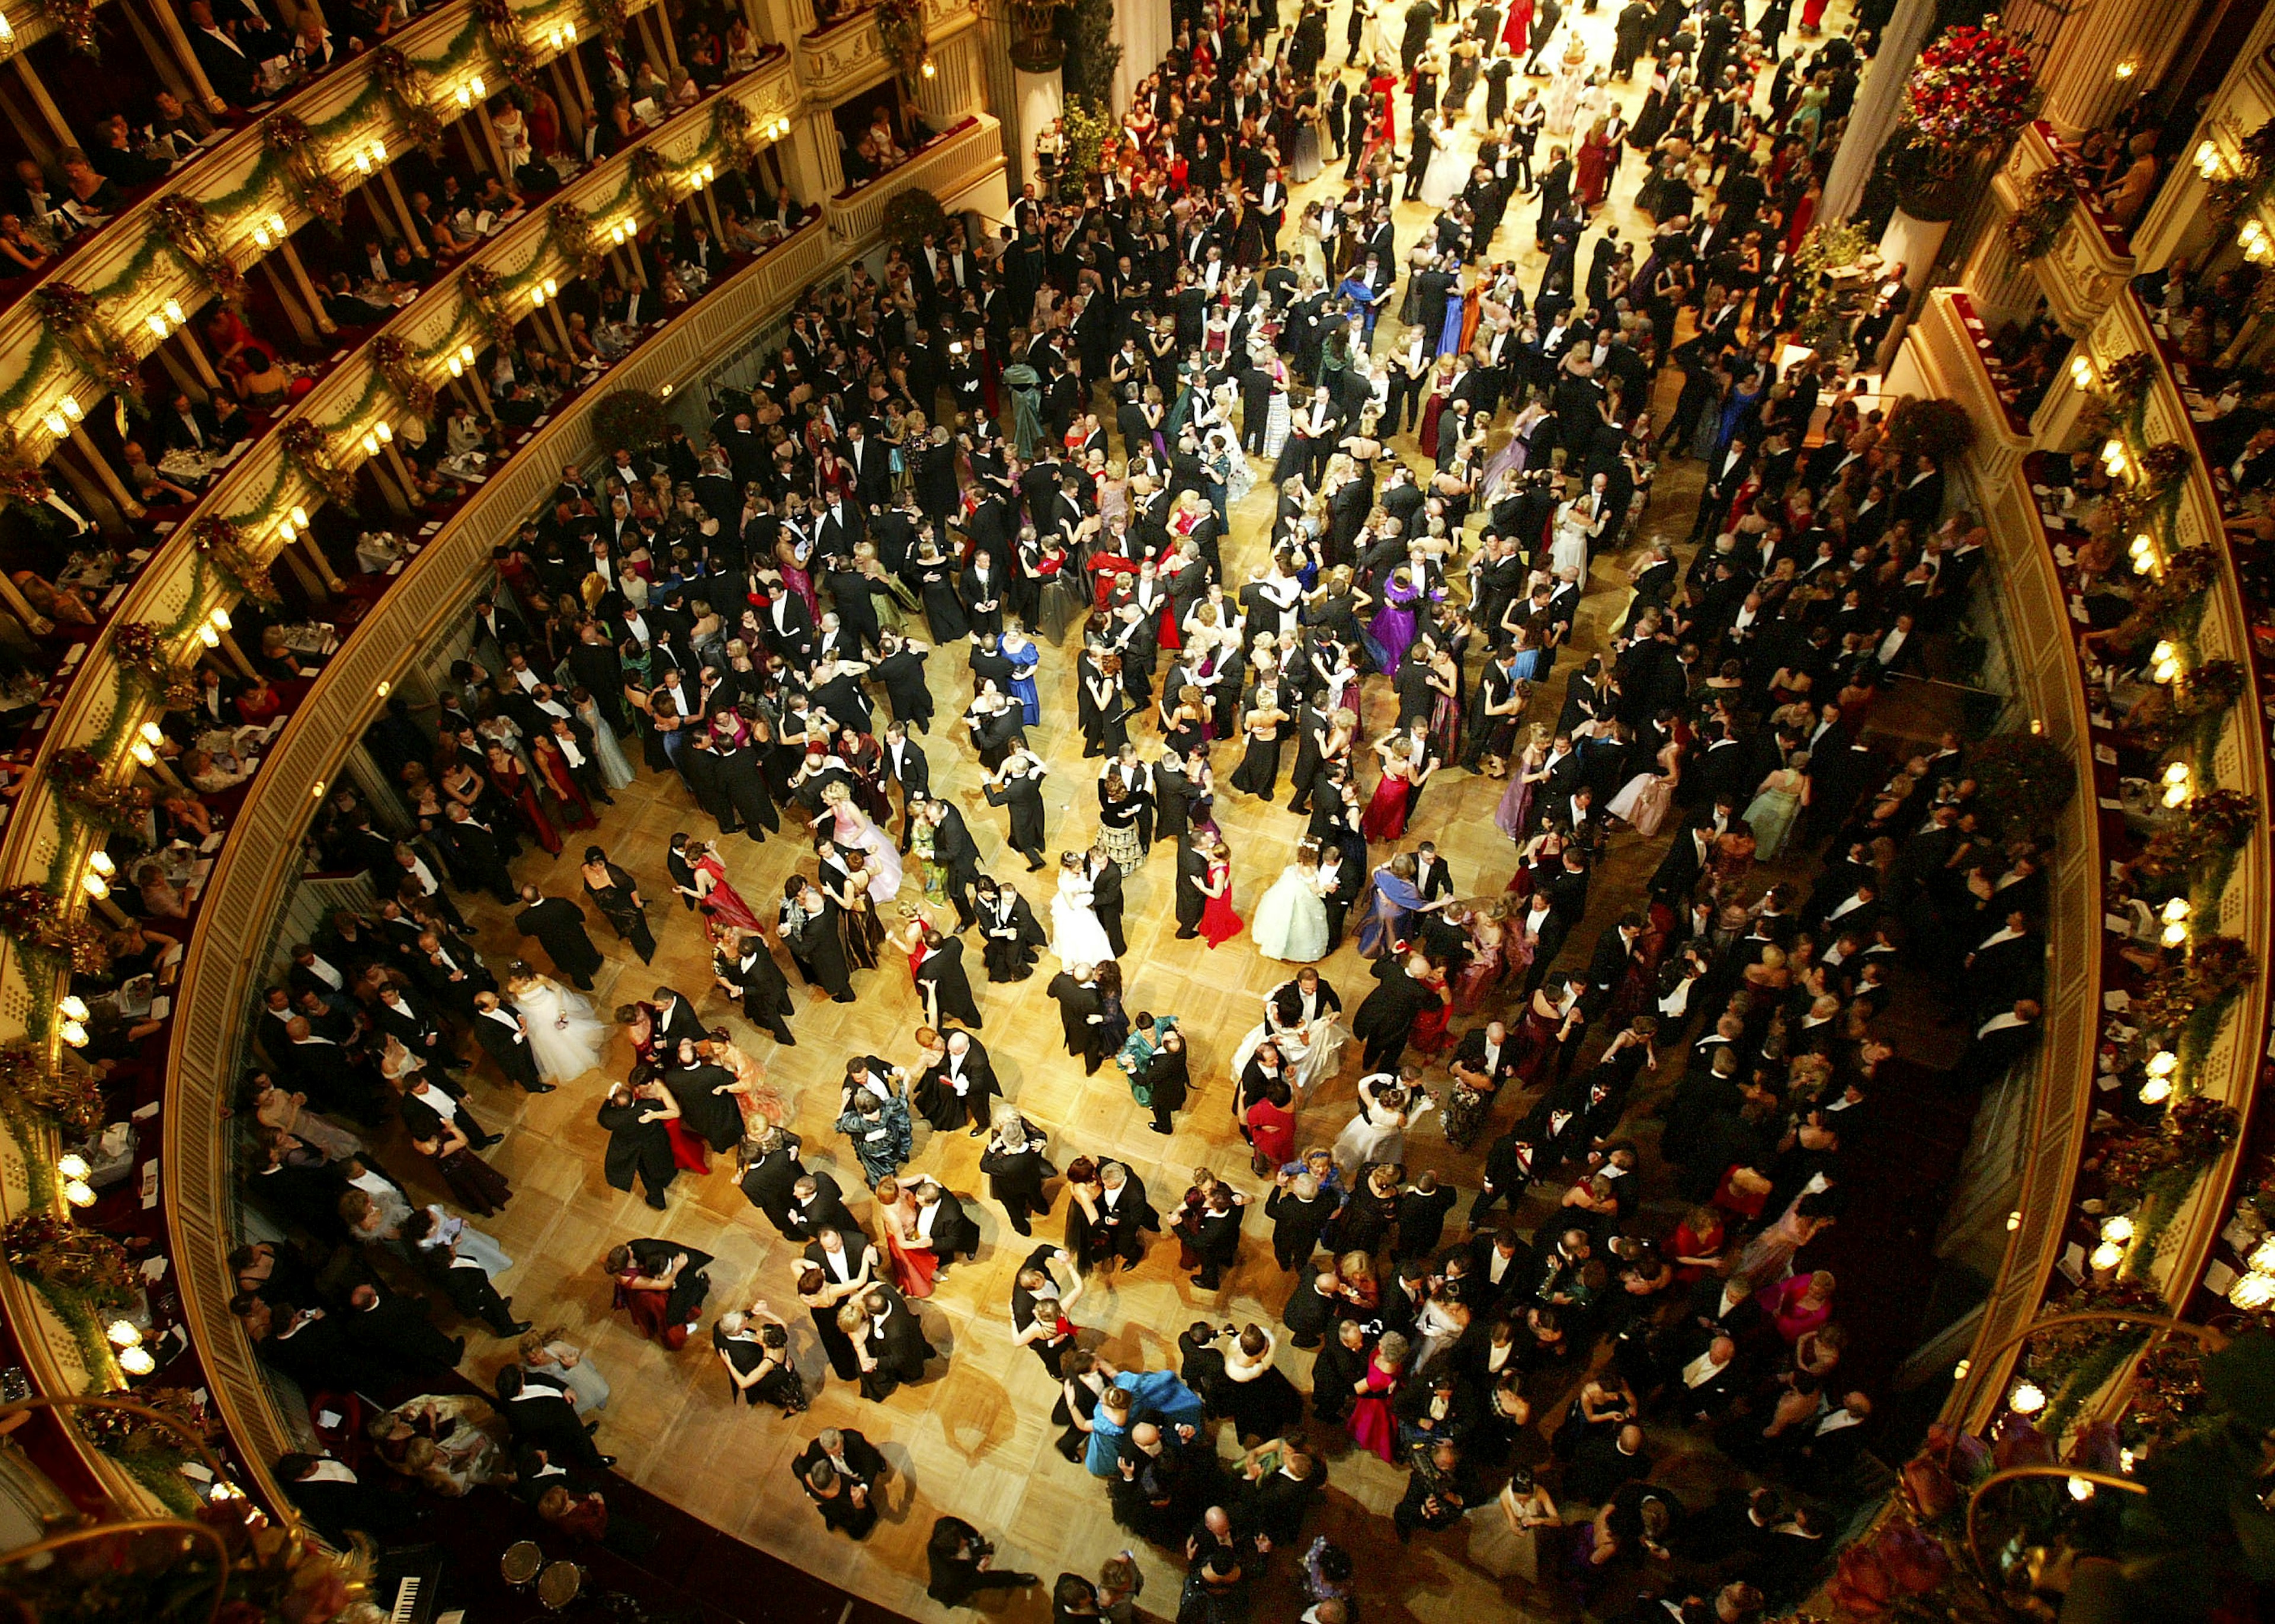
[1250,841,1332,962]
[1332,1073,1433,1180]
[823,782,903,903]
[504,965,609,1084]
[1048,855,1118,965]
[1418,113,1472,211]
[1229,975,1350,1093]
[1543,38,1591,137]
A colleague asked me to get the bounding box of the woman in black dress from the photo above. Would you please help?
[914,925,984,1029]
[915,543,969,643]
[580,846,657,962]
[1228,682,1292,800]
[978,1109,1054,1236]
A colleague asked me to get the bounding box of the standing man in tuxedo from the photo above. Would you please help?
[514,886,603,990]
[651,984,706,1051]
[1087,843,1127,957]
[1174,835,1210,939]
[470,991,553,1095]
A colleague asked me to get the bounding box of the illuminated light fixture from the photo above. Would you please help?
[2068,1476,2097,1501]
[0,14,14,44]
[277,518,296,544]
[2128,532,2157,572]
[2161,760,2192,808]
[2101,1214,2135,1244]
[374,422,393,446]
[2241,220,2275,265]
[921,56,935,77]
[138,721,164,748]
[2197,139,2227,178]
[546,20,578,47]
[290,505,310,530]
[310,780,327,799]
[2230,1272,2275,1310]
[2069,354,2094,389]
[1953,1358,1971,1381]
[2006,1209,2022,1231]
[2113,59,2137,80]
[209,608,230,633]
[377,680,391,698]
[163,298,184,326]
[2101,438,2129,477]
[698,161,715,185]
[661,383,673,398]
[531,285,549,308]
[58,997,88,1025]
[198,624,220,649]
[2008,1381,2047,1416]
[42,409,68,438]
[44,393,82,437]
[252,220,273,249]
[87,850,114,880]
[361,431,381,455]
[609,221,629,245]
[2139,1073,2173,1105]
[56,1154,89,1183]
[2089,1240,2123,1272]
[81,869,108,900]
[2119,1449,2135,1474]
[352,147,373,174]
[106,1320,142,1349]
[146,313,171,339]
[2149,639,2183,682]
[61,1173,95,1203]
[117,1346,156,1376]
[459,344,475,365]
[447,354,464,377]
[2250,1235,2275,1275]
[130,740,158,768]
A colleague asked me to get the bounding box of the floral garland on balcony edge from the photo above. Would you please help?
[2004,162,2075,262]
[371,335,438,422]
[31,284,148,412]
[714,98,762,173]
[152,196,245,307]
[262,114,345,227]
[592,0,630,43]
[190,514,282,606]
[0,885,110,977]
[548,201,607,282]
[46,747,150,833]
[371,46,450,157]
[37,0,101,55]
[278,420,358,510]
[874,0,928,86]
[629,147,675,221]
[109,621,197,709]
[0,1044,104,1140]
[2122,658,2249,755]
[472,0,541,102]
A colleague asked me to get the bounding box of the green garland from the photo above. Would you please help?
[2004,163,2074,262]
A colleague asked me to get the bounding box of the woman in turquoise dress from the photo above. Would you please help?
[1084,1368,1207,1475]
[1743,757,1810,862]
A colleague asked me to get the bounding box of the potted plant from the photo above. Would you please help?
[1888,20,2036,223]
[1882,396,1980,466]
[1968,730,2078,841]
[882,187,950,253]
[591,388,671,454]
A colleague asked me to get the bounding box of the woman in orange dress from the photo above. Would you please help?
[704,1026,786,1135]
[874,1176,939,1298]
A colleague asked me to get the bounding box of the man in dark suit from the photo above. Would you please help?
[495,1365,613,1466]
[792,1427,889,1535]
[783,1170,858,1246]
[514,886,603,990]
[276,1453,421,1548]
[914,1029,999,1132]
[856,1286,935,1399]
[883,723,930,851]
[1651,820,1715,903]
[1086,844,1127,957]
[736,1126,809,1233]
[1174,836,1211,939]
[651,985,705,1051]
[923,798,985,930]
[469,991,553,1095]
[1092,1162,1157,1268]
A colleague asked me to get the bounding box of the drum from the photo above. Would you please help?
[499,1541,544,1588]
[537,1561,584,1612]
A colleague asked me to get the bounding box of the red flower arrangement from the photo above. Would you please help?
[46,746,150,830]
[1902,20,2036,155]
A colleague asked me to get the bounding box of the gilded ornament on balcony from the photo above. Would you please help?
[1007,0,1069,72]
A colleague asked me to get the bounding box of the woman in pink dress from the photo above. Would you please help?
[1346,1331,1409,1462]
[1199,843,1244,948]
[874,1176,939,1298]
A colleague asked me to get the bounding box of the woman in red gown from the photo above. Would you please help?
[485,744,561,856]
[619,1005,710,1172]
[1199,840,1244,948]
[1577,119,1614,210]
[1360,744,1422,842]
[690,840,766,932]
[1346,1333,1408,1462]
[1408,962,1454,1054]
[874,1176,940,1298]
[530,734,596,832]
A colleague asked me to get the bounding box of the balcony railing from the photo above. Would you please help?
[824,111,1001,248]
[794,0,972,105]
[1896,287,2272,1437]
[0,0,674,455]
[1997,121,2137,336]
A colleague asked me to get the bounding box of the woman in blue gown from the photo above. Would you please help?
[1001,625,1042,726]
